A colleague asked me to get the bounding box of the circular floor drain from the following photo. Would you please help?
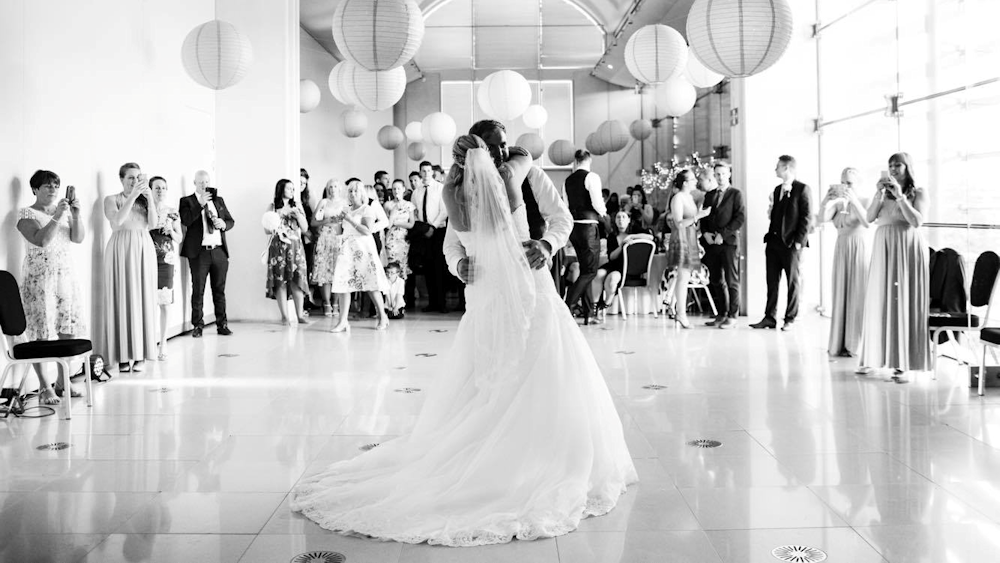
[36,442,71,451]
[615,350,636,355]
[642,384,668,390]
[359,443,380,451]
[218,353,239,358]
[149,388,172,393]
[772,545,827,562]
[687,439,723,448]
[290,552,346,563]
[394,387,421,394]
[415,353,437,357]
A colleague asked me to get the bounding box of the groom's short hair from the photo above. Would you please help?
[469,119,505,138]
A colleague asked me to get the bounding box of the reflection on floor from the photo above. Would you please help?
[1,312,999,563]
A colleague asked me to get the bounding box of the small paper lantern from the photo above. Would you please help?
[341,108,368,138]
[332,0,425,71]
[477,70,532,120]
[335,62,406,111]
[516,133,545,160]
[657,77,697,117]
[596,120,630,153]
[328,61,358,105]
[630,119,653,141]
[623,24,687,85]
[405,121,424,142]
[181,20,254,90]
[585,133,607,156]
[687,0,794,77]
[300,79,321,113]
[407,141,426,161]
[522,105,549,129]
[421,112,457,146]
[548,140,576,166]
[683,55,725,88]
[377,125,405,150]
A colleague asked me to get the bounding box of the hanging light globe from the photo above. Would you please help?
[332,0,424,71]
[686,0,794,77]
[623,24,688,85]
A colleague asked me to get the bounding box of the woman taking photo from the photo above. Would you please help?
[312,179,345,316]
[149,176,181,360]
[821,168,869,357]
[265,179,311,325]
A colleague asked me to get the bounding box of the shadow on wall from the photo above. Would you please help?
[90,171,107,356]
[3,177,25,278]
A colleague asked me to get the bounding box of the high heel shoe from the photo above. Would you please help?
[675,316,691,329]
[331,322,350,333]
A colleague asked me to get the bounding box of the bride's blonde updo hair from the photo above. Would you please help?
[444,134,489,232]
[452,134,487,170]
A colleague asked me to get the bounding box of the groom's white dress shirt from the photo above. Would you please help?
[412,179,448,229]
[444,164,573,278]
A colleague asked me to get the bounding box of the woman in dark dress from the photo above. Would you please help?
[149,176,181,360]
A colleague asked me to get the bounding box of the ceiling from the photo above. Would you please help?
[300,0,695,87]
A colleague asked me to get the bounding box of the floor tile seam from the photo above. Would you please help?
[804,481,991,527]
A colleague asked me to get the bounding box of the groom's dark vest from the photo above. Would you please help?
[522,177,546,241]
[564,169,600,222]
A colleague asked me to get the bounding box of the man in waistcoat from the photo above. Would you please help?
[563,149,606,324]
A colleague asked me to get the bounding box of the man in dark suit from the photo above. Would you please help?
[751,155,812,331]
[701,161,746,329]
[179,170,235,337]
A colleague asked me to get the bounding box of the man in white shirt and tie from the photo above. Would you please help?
[562,149,607,324]
[411,160,450,313]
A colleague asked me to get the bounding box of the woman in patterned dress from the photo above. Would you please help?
[149,177,182,361]
[665,169,711,328]
[265,179,310,325]
[383,179,416,278]
[312,179,346,316]
[329,181,390,332]
[15,170,87,402]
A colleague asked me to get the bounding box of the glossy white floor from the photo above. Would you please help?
[2,311,999,563]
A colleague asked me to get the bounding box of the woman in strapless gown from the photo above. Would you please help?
[822,168,869,357]
[290,135,637,547]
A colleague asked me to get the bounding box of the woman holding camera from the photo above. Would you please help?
[103,162,158,373]
[265,179,311,325]
[149,176,182,360]
[821,168,869,357]
[857,153,930,379]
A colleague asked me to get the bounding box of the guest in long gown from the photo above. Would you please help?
[265,179,310,325]
[312,179,345,316]
[383,179,416,278]
[858,153,931,380]
[821,168,869,357]
[149,177,181,361]
[665,169,711,328]
[15,170,87,402]
[329,181,390,332]
[103,162,158,373]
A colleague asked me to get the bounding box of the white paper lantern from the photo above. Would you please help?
[585,133,607,156]
[335,62,406,111]
[516,133,545,160]
[377,125,405,150]
[522,105,549,129]
[181,20,253,90]
[341,108,368,138]
[332,0,425,71]
[596,120,630,153]
[328,61,358,105]
[687,0,794,77]
[657,77,697,117]
[300,79,321,113]
[548,140,576,166]
[623,24,687,85]
[405,121,424,142]
[630,119,653,141]
[683,55,725,88]
[407,141,426,161]
[477,70,532,120]
[421,112,457,146]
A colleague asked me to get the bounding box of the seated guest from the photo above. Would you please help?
[384,262,406,319]
[15,170,86,402]
[623,188,655,232]
[264,179,310,325]
[149,176,181,360]
[593,211,654,319]
[329,181,390,332]
[312,179,345,316]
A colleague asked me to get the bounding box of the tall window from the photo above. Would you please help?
[439,80,574,168]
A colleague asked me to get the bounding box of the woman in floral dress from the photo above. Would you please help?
[665,169,711,328]
[312,179,345,316]
[383,179,415,277]
[265,179,310,325]
[16,170,87,402]
[329,180,389,332]
[149,177,181,360]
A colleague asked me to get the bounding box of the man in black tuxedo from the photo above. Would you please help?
[751,155,812,331]
[701,161,746,329]
[179,170,235,337]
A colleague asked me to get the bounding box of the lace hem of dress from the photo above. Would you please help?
[290,485,630,547]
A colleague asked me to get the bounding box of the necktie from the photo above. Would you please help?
[422,188,429,224]
[205,201,216,233]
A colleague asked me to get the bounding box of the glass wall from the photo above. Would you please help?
[815,0,1000,311]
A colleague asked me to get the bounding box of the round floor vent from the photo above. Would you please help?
[771,545,827,562]
[394,388,421,394]
[150,388,172,393]
[359,443,380,451]
[687,439,723,448]
[36,442,71,451]
[642,384,668,390]
[290,552,346,563]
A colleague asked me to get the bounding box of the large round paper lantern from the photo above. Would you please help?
[332,0,425,71]
[630,119,653,141]
[596,120,630,153]
[522,105,549,129]
[300,79,321,113]
[548,140,576,166]
[683,55,725,88]
[405,121,423,142]
[334,62,406,111]
[181,20,253,90]
[341,108,368,138]
[477,70,532,120]
[687,0,794,77]
[585,133,607,156]
[623,24,687,85]
[421,112,457,146]
[657,77,697,117]
[328,61,357,105]
[407,141,426,161]
[377,125,405,150]
[516,133,545,160]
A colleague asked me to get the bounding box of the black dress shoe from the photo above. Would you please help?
[192,327,203,338]
[781,320,795,331]
[749,318,777,329]
[217,326,233,336]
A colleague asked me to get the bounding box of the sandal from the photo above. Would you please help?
[157,352,167,361]
[131,361,145,373]
[118,362,132,373]
[323,304,334,317]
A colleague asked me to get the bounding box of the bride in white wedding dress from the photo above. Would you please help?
[290,135,637,547]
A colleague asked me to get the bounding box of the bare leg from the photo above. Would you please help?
[31,364,59,405]
[321,284,333,314]
[592,269,608,305]
[332,293,350,332]
[275,283,289,324]
[370,291,389,330]
[675,267,691,325]
[158,305,169,359]
[291,286,308,324]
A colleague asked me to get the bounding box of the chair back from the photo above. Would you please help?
[0,271,26,337]
[621,239,655,286]
[971,251,1000,308]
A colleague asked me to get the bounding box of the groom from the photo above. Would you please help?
[444,120,572,285]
